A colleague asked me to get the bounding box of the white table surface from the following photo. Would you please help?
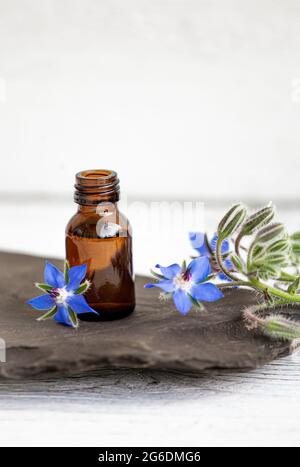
[0,356,299,447]
[0,198,299,447]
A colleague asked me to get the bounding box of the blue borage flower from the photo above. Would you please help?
[145,257,223,316]
[27,261,98,328]
[189,232,234,281]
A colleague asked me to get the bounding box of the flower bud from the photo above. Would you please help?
[240,205,275,236]
[262,316,300,341]
[254,223,285,245]
[218,203,247,239]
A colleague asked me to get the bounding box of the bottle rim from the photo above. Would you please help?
[74,169,120,205]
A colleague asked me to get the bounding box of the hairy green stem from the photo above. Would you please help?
[243,301,289,328]
[218,281,249,288]
[217,235,300,303]
[216,237,241,282]
[278,271,299,282]
[244,302,272,327]
[246,238,256,272]
[249,277,300,303]
[235,231,244,258]
[244,300,300,341]
[218,271,300,304]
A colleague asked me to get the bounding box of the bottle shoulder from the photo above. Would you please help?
[66,209,131,237]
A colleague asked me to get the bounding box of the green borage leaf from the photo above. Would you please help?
[255,223,285,244]
[290,232,300,257]
[240,205,275,237]
[37,306,57,321]
[68,307,79,328]
[217,203,247,239]
[188,294,205,311]
[64,260,70,283]
[35,283,53,292]
[266,239,290,254]
[75,280,91,295]
[256,265,281,281]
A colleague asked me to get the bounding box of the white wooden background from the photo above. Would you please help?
[1,0,300,201]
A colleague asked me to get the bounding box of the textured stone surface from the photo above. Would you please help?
[0,251,294,379]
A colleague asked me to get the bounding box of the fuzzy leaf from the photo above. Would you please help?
[263,254,289,267]
[255,223,285,245]
[188,294,205,310]
[291,233,300,258]
[250,244,265,262]
[266,239,290,254]
[291,232,300,242]
[75,280,91,295]
[240,205,275,236]
[68,307,79,328]
[64,260,70,283]
[257,264,280,280]
[218,203,247,239]
[292,244,300,255]
[35,283,52,292]
[37,306,57,321]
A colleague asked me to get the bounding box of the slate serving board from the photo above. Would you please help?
[0,251,295,379]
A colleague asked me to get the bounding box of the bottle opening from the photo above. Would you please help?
[80,170,113,180]
[74,169,120,205]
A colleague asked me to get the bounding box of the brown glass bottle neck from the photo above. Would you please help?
[74,169,120,206]
[77,203,119,214]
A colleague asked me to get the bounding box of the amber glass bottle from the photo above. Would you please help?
[66,170,135,321]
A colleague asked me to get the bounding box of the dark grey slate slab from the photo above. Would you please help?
[0,251,294,379]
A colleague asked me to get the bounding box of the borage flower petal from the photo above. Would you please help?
[210,233,230,255]
[66,264,87,291]
[68,294,98,315]
[188,256,211,283]
[189,232,209,256]
[27,294,54,310]
[190,232,235,283]
[191,283,224,302]
[155,263,181,279]
[44,262,66,288]
[173,289,193,316]
[54,305,73,327]
[145,280,175,293]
